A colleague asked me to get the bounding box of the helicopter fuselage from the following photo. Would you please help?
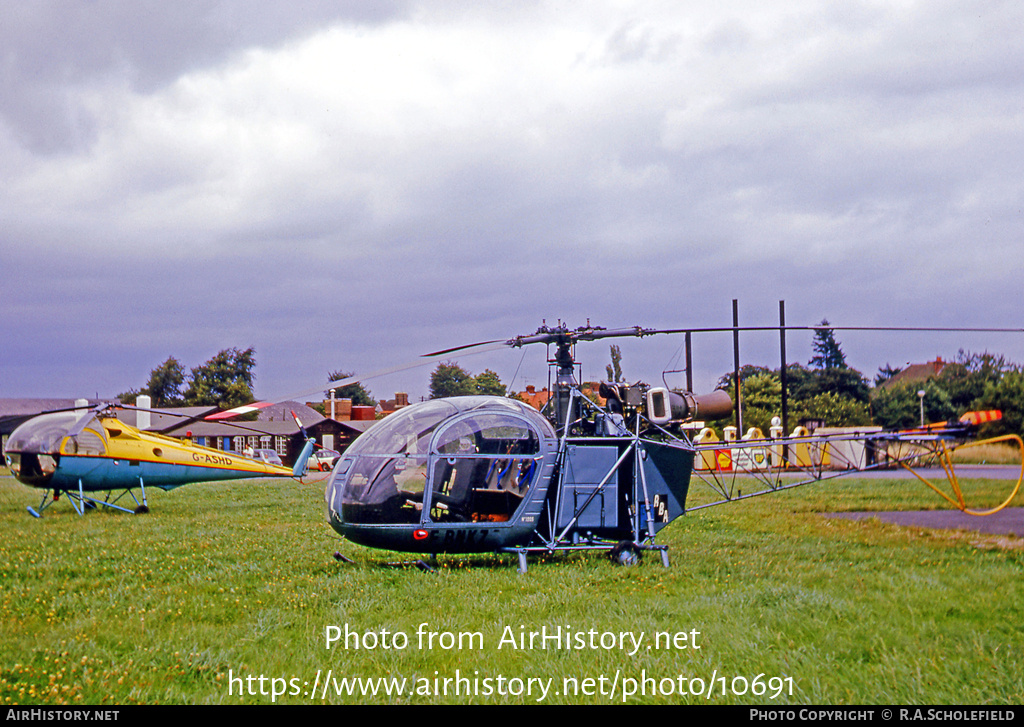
[5,409,299,494]
[324,395,696,557]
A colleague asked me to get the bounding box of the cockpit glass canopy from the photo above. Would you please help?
[6,411,88,454]
[344,399,460,458]
[330,397,555,526]
[434,412,540,455]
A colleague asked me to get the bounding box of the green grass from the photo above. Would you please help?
[1,471,1021,705]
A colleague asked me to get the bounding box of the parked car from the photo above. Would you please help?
[251,448,283,466]
[308,449,340,472]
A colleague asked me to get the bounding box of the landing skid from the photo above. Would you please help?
[500,540,670,573]
[329,543,667,574]
[27,478,150,518]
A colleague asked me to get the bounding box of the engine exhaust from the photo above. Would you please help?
[645,387,733,425]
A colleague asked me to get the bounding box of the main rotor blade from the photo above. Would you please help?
[152,406,223,434]
[67,406,103,438]
[425,322,1024,362]
[422,339,508,357]
[647,325,1024,335]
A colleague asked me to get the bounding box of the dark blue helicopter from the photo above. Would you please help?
[323,324,733,572]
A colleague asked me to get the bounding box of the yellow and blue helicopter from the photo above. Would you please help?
[2,364,436,519]
[4,403,314,517]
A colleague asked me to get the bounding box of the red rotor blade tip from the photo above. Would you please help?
[206,401,275,420]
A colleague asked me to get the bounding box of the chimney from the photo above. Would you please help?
[137,395,152,429]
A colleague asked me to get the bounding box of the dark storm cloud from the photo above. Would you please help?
[0,0,411,153]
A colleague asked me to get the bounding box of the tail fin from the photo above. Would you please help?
[292,439,314,477]
[290,410,314,478]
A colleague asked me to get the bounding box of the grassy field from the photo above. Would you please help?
[1,469,1022,705]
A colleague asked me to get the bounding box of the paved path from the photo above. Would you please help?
[809,464,1022,480]
[828,508,1024,537]
[822,465,1024,537]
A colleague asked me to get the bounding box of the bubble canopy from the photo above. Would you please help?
[6,411,88,455]
[326,396,558,536]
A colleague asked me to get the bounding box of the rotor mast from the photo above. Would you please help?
[507,322,653,430]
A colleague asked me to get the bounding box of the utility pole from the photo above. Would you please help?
[733,299,742,434]
[779,300,788,435]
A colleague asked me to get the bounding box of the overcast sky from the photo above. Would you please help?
[2,0,1022,404]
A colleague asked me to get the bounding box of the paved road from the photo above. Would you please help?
[779,465,1024,537]
[829,465,1023,536]
[849,464,1022,480]
[828,508,1024,537]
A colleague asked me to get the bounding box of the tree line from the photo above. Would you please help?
[118,351,504,411]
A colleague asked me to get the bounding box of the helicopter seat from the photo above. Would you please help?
[430,458,487,521]
[468,489,518,522]
[474,459,533,521]
[483,459,517,490]
[500,458,536,496]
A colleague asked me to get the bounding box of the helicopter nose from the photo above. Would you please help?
[6,452,57,488]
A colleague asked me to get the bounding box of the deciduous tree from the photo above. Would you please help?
[184,347,257,408]
[972,370,1024,437]
[429,362,508,398]
[141,356,186,407]
[937,350,1013,411]
[473,369,506,396]
[871,380,955,430]
[738,372,782,434]
[429,361,476,399]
